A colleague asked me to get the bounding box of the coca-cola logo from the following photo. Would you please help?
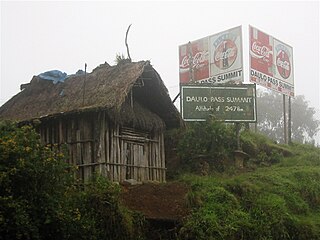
[276,50,291,79]
[213,40,237,70]
[250,41,272,61]
[180,51,209,70]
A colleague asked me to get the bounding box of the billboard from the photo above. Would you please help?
[249,25,294,96]
[181,84,256,122]
[179,26,243,85]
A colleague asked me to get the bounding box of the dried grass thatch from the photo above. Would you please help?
[0,61,182,130]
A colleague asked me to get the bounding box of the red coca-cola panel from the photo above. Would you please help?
[249,26,273,76]
[179,38,209,84]
[276,50,291,79]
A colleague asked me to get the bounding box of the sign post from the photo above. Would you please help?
[283,95,287,144]
[288,96,292,144]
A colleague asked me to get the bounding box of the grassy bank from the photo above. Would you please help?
[176,129,320,240]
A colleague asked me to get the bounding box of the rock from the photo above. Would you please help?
[122,179,142,186]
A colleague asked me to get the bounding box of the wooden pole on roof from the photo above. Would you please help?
[125,24,132,62]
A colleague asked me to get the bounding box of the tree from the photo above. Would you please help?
[256,90,319,144]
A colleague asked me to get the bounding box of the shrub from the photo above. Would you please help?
[0,122,145,240]
[177,120,237,172]
[0,122,74,239]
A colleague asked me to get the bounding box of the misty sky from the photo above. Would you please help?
[1,1,319,112]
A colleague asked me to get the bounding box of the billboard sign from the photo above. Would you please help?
[179,26,243,85]
[181,84,256,122]
[249,25,294,96]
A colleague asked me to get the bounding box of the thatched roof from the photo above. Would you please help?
[0,61,182,130]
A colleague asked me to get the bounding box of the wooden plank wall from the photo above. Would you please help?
[38,112,166,183]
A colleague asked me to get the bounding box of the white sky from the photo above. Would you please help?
[1,0,319,112]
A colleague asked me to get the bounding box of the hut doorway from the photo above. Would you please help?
[121,128,149,182]
[124,141,145,180]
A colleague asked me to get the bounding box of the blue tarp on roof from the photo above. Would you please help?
[38,69,85,84]
[38,70,68,84]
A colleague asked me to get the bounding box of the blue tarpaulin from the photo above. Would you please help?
[38,70,68,84]
[38,69,85,84]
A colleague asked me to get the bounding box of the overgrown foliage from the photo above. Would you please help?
[0,121,145,240]
[176,120,237,173]
[177,130,320,240]
[240,130,292,167]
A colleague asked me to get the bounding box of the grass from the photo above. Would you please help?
[177,131,320,240]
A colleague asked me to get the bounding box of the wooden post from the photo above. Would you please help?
[161,133,166,182]
[76,129,82,179]
[105,119,110,177]
[283,94,287,144]
[288,96,292,144]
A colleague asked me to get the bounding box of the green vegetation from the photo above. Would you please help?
[0,122,145,240]
[176,120,237,173]
[176,122,320,240]
[1,119,320,239]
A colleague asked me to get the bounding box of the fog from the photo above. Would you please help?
[1,1,319,142]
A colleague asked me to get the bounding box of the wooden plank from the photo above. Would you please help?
[59,119,63,147]
[130,143,134,179]
[144,142,149,181]
[111,127,116,182]
[161,132,166,182]
[46,126,49,144]
[82,117,92,181]
[76,129,82,179]
[105,121,110,177]
[155,134,159,181]
[149,142,153,180]
[123,142,127,179]
[134,144,138,181]
[114,126,118,182]
[117,125,121,182]
[152,142,156,181]
[66,120,72,166]
[120,139,125,181]
[140,145,144,182]
[50,121,57,145]
[137,145,141,182]
[51,122,55,145]
[99,112,106,176]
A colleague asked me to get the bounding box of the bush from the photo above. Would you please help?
[0,122,74,239]
[177,120,237,172]
[69,176,146,240]
[0,122,145,240]
[240,131,292,167]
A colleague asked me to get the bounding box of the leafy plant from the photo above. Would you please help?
[0,121,146,240]
[177,119,237,173]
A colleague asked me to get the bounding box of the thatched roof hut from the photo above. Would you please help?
[0,61,182,183]
[0,60,181,130]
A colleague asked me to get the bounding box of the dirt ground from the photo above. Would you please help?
[120,182,190,220]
